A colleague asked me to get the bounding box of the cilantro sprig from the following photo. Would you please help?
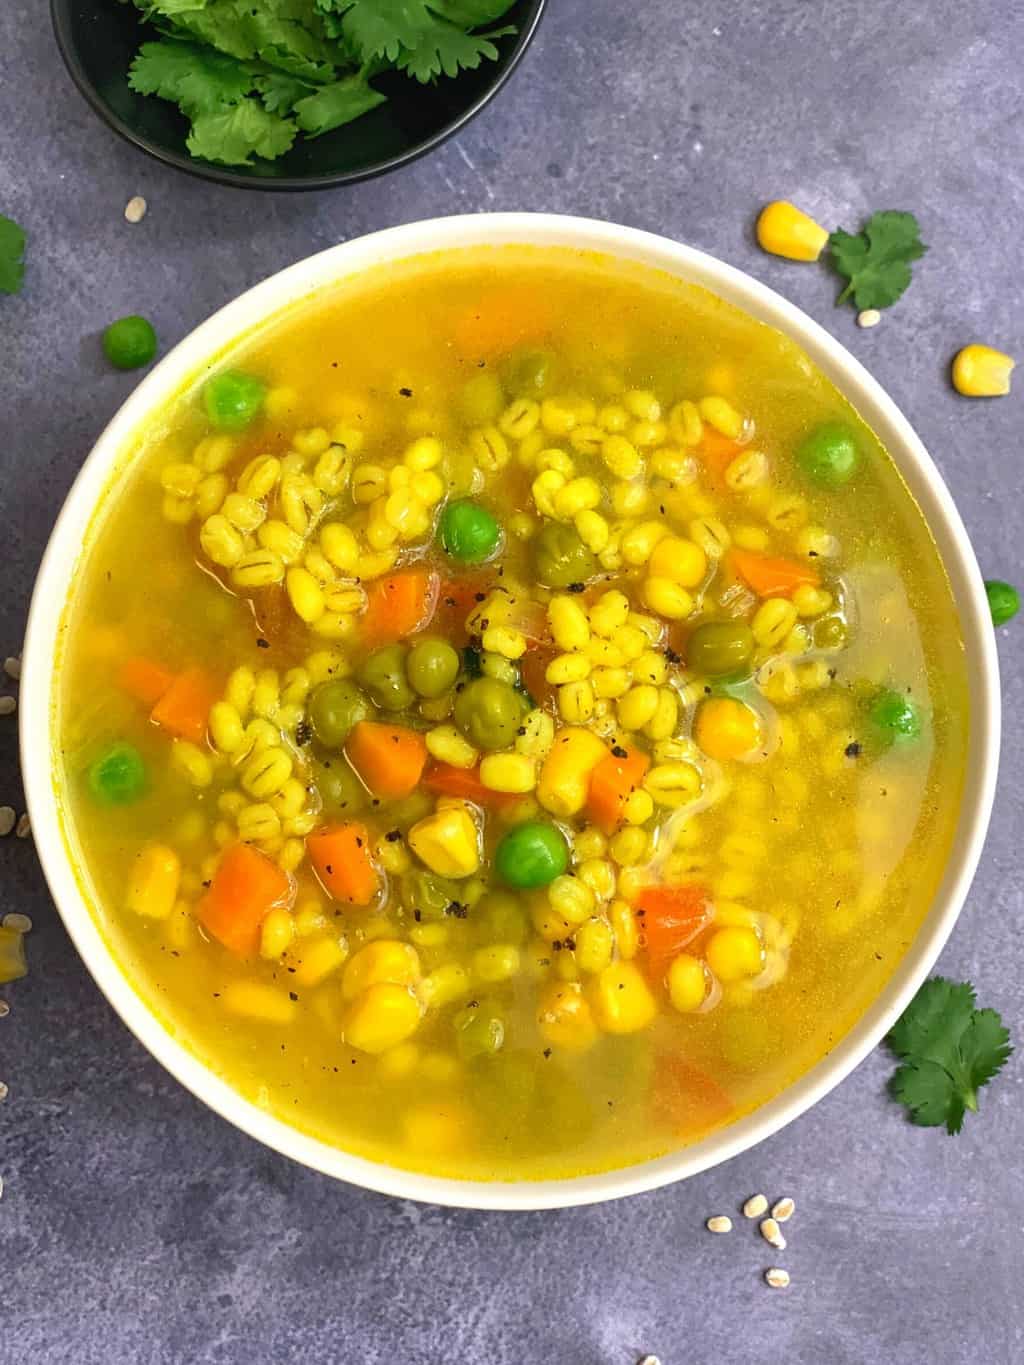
[829,210,927,311]
[125,0,519,167]
[887,977,1012,1135]
[0,214,26,295]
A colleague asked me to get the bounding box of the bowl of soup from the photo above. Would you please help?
[21,214,999,1208]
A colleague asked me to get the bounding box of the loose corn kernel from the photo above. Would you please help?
[409,804,480,878]
[537,980,598,1052]
[472,944,521,983]
[277,837,306,874]
[479,752,536,793]
[666,399,702,446]
[170,739,213,788]
[420,963,472,1009]
[622,788,655,825]
[568,424,606,457]
[592,961,656,1033]
[199,514,245,568]
[259,908,295,960]
[646,536,707,587]
[558,680,595,723]
[951,344,1015,397]
[225,665,255,718]
[251,669,280,719]
[293,935,349,987]
[695,698,763,761]
[221,982,296,1024]
[574,826,608,861]
[707,925,764,981]
[283,566,324,623]
[546,652,592,685]
[426,724,478,769]
[549,875,596,925]
[548,595,591,651]
[642,577,694,620]
[535,447,575,477]
[345,983,422,1054]
[589,589,630,636]
[499,397,541,439]
[791,584,834,618]
[752,597,799,647]
[668,953,709,1011]
[126,844,180,920]
[732,524,770,551]
[614,625,648,662]
[342,940,420,1001]
[221,492,265,534]
[481,625,527,660]
[537,726,608,817]
[617,684,660,731]
[757,200,829,261]
[403,436,443,470]
[699,396,744,439]
[609,826,650,866]
[609,898,637,959]
[540,396,582,436]
[623,388,660,421]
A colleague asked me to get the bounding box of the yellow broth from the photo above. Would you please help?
[57,247,968,1180]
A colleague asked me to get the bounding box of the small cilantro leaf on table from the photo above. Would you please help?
[828,210,927,310]
[0,214,26,295]
[887,977,1012,1134]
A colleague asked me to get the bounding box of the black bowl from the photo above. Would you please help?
[51,0,546,191]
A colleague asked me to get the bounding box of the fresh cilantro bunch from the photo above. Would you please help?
[887,977,1012,1135]
[829,210,927,311]
[126,0,518,167]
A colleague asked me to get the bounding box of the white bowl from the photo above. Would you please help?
[20,214,1001,1210]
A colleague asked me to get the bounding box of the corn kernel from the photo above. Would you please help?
[707,926,764,982]
[472,944,521,983]
[695,697,763,761]
[951,343,1015,397]
[756,200,829,261]
[537,726,608,817]
[408,804,480,878]
[591,961,656,1033]
[479,753,536,793]
[537,980,598,1052]
[126,844,180,920]
[791,584,834,618]
[668,953,709,1011]
[617,684,660,731]
[345,983,422,1054]
[622,788,655,825]
[609,826,649,866]
[171,739,213,788]
[642,577,694,620]
[221,982,296,1024]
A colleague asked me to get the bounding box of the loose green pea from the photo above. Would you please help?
[533,521,598,588]
[797,421,859,486]
[813,616,848,650]
[502,347,556,395]
[88,742,146,805]
[308,679,371,748]
[400,868,462,922]
[495,821,569,889]
[985,579,1020,627]
[867,689,922,745]
[685,621,755,678]
[102,316,157,370]
[358,644,416,712]
[203,370,266,431]
[406,637,461,698]
[438,499,502,564]
[453,677,528,751]
[455,1002,506,1060]
[314,756,367,814]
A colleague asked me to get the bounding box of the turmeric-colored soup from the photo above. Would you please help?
[57,247,968,1180]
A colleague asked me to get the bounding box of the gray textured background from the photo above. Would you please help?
[1,2,1022,1362]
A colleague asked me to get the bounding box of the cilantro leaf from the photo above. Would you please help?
[129,40,255,116]
[434,0,518,23]
[186,99,298,165]
[828,210,927,311]
[254,71,316,114]
[886,976,1012,1135]
[0,214,27,295]
[329,0,514,82]
[293,72,387,135]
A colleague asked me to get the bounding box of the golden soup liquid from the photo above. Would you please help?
[57,247,968,1181]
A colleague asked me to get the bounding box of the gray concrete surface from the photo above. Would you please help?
[1,1,1022,1362]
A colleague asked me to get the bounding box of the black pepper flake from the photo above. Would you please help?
[664,647,681,665]
[413,909,422,922]
[845,741,862,758]
[371,798,381,807]
[355,836,364,848]
[385,829,401,842]
[170,950,180,958]
[289,991,298,1002]
[446,901,468,919]
[295,721,313,746]
[567,582,585,594]
[467,999,479,1009]
[704,685,712,695]
[325,863,333,875]
[516,725,527,736]
[538,957,551,966]
[445,596,457,607]
[564,937,575,951]
[552,939,562,951]
[808,549,819,557]
[611,744,628,759]
[827,668,838,679]
[256,638,270,650]
[542,1048,552,1059]
[474,592,487,602]
[399,386,413,397]
[202,880,211,889]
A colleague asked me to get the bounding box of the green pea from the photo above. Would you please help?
[502,347,556,395]
[406,637,461,698]
[867,689,922,746]
[495,821,569,889]
[384,790,434,830]
[455,1002,506,1060]
[453,677,528,751]
[400,868,461,922]
[315,756,367,814]
[985,579,1020,627]
[102,316,157,371]
[88,742,146,805]
[797,421,859,486]
[308,679,371,748]
[358,644,416,711]
[532,521,598,588]
[813,616,848,650]
[203,371,266,431]
[685,621,755,678]
[475,891,528,946]
[438,499,502,564]
[460,372,505,424]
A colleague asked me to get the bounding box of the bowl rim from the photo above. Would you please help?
[20,213,1001,1210]
[49,0,547,191]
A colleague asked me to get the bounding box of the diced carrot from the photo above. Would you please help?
[730,547,820,598]
[362,570,439,646]
[423,763,516,805]
[346,720,428,799]
[587,745,650,835]
[198,843,293,957]
[436,575,494,646]
[307,823,379,906]
[634,883,714,981]
[698,429,744,488]
[452,286,552,359]
[150,666,219,745]
[652,1053,734,1137]
[518,646,557,709]
[118,655,174,709]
